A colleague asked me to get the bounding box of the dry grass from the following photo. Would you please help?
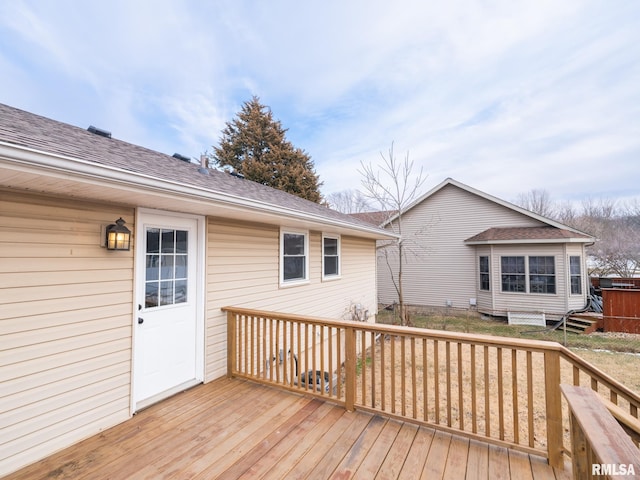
[356,312,640,453]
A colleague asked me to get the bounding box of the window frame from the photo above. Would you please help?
[528,256,556,295]
[322,234,341,281]
[500,256,526,293]
[479,255,490,291]
[500,255,558,295]
[569,255,583,295]
[280,229,310,286]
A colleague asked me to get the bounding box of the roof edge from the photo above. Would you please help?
[0,141,398,240]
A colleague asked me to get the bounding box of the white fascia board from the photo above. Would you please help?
[464,238,594,246]
[0,142,397,240]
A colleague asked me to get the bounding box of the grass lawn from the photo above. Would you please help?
[376,309,640,353]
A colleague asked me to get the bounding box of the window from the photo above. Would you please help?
[322,235,340,279]
[479,256,490,291]
[501,256,526,292]
[529,256,556,294]
[281,231,308,284]
[145,228,188,307]
[570,256,582,295]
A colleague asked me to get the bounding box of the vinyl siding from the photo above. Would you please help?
[205,217,377,381]
[378,184,546,309]
[0,190,134,477]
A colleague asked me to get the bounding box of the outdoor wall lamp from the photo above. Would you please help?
[105,217,131,251]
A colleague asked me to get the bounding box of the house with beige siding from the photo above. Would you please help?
[0,103,395,476]
[374,178,594,321]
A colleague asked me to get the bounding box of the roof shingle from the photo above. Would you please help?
[0,103,376,231]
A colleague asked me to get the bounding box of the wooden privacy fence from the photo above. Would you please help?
[222,307,640,469]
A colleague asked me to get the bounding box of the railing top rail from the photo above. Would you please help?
[561,385,640,467]
[560,348,640,406]
[222,306,563,352]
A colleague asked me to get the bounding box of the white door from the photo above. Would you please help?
[134,211,203,409]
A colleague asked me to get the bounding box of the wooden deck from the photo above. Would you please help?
[5,378,571,480]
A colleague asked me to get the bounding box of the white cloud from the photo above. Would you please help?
[0,0,637,205]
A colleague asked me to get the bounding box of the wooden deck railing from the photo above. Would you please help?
[561,385,640,479]
[222,307,640,469]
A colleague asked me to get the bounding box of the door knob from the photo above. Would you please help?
[138,317,144,325]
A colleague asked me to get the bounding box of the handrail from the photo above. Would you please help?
[222,306,640,469]
[561,385,640,479]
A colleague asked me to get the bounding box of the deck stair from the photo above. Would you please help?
[564,312,602,334]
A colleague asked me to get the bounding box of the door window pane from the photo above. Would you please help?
[145,228,189,307]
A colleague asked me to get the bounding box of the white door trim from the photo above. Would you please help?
[131,208,206,413]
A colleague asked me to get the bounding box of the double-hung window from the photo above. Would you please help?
[570,256,582,295]
[479,256,490,291]
[281,230,309,284]
[322,235,341,279]
[501,256,526,292]
[529,256,556,294]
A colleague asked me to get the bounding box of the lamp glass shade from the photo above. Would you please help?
[106,218,131,251]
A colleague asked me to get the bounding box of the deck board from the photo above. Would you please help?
[4,378,570,480]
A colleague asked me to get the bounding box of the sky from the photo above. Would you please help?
[0,0,638,208]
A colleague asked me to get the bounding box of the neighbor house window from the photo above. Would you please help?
[570,256,582,295]
[322,235,340,279]
[529,256,556,294]
[479,256,490,291]
[281,230,309,284]
[501,256,525,292]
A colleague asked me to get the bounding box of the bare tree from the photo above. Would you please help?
[325,189,373,214]
[514,189,556,218]
[359,143,427,326]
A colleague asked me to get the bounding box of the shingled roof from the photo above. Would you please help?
[0,103,388,236]
[465,226,594,244]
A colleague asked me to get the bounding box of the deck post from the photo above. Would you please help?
[345,326,356,411]
[227,311,236,378]
[544,349,564,468]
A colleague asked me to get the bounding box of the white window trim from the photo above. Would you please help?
[280,229,310,287]
[322,234,342,281]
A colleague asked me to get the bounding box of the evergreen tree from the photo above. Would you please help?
[212,96,322,203]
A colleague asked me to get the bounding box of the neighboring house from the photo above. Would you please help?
[372,178,595,321]
[0,103,394,476]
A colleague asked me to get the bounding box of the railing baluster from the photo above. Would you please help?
[320,326,325,394]
[458,342,464,430]
[434,339,440,424]
[512,349,519,445]
[391,335,396,414]
[275,319,280,384]
[361,330,367,405]
[423,338,428,423]
[381,334,386,411]
[484,345,490,437]
[401,336,406,417]
[527,351,534,448]
[497,347,504,440]
[371,331,376,408]
[411,337,417,419]
[336,328,342,399]
[471,343,477,434]
[328,326,333,396]
[446,341,452,427]
[312,324,317,392]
